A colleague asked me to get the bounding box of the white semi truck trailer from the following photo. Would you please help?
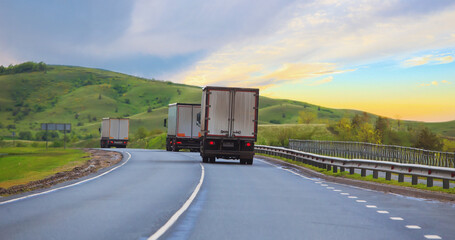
[199,86,259,164]
[100,118,129,148]
[166,103,201,152]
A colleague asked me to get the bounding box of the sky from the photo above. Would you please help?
[1,0,454,122]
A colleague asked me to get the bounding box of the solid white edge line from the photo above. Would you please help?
[0,151,132,205]
[148,163,205,240]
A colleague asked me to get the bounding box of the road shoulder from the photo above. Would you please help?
[256,155,455,202]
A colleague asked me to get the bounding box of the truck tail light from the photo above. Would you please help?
[246,142,251,147]
[209,141,215,145]
[110,141,114,144]
[177,141,182,144]
[124,141,127,144]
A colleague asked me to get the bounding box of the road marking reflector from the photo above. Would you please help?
[406,225,421,229]
[148,163,205,240]
[356,200,367,203]
[390,217,404,221]
[424,235,442,239]
[377,211,389,214]
[366,205,377,208]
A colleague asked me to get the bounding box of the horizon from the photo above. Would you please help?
[1,0,454,122]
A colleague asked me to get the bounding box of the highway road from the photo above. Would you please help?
[1,149,454,240]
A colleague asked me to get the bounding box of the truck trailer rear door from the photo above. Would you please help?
[232,90,257,138]
[207,89,230,136]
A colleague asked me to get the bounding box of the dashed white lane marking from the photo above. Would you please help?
[340,193,349,195]
[406,225,422,229]
[148,163,205,240]
[0,151,132,206]
[424,235,442,239]
[258,158,442,240]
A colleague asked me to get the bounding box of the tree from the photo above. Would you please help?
[19,131,33,140]
[298,111,317,124]
[375,116,389,137]
[413,127,443,151]
[136,127,148,140]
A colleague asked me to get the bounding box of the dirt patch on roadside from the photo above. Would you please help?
[257,155,455,203]
[0,149,122,196]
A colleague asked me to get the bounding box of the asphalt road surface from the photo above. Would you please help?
[1,149,454,240]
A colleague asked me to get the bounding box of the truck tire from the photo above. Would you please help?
[209,157,216,163]
[202,157,208,163]
[240,159,246,164]
[247,159,253,165]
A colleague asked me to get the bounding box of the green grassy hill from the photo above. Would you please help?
[0,64,454,147]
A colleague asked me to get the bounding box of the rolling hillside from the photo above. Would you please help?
[0,64,454,142]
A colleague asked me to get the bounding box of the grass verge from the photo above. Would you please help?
[257,153,455,194]
[0,147,89,188]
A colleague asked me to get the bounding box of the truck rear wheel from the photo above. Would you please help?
[209,157,216,163]
[202,157,208,163]
[247,159,253,165]
[240,159,246,164]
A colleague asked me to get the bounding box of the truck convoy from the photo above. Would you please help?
[198,86,259,164]
[166,103,201,152]
[100,118,129,148]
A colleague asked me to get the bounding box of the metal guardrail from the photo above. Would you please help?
[255,145,455,189]
[289,139,455,168]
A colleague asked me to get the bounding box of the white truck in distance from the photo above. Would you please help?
[199,86,259,165]
[100,118,129,148]
[166,103,201,152]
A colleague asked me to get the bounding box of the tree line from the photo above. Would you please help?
[0,61,47,75]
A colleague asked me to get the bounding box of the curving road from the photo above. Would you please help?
[1,149,454,240]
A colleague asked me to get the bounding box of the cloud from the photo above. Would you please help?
[308,76,333,86]
[403,55,432,67]
[419,80,452,87]
[404,54,454,67]
[173,0,455,87]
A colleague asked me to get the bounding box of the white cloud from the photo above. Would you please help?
[419,80,452,87]
[308,76,333,86]
[403,54,454,67]
[172,0,455,87]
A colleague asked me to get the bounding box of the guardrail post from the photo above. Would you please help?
[427,177,433,187]
[333,166,338,173]
[411,175,418,185]
[373,170,378,179]
[349,167,355,174]
[398,174,404,182]
[385,172,391,181]
[340,167,345,172]
[361,169,366,177]
[326,164,331,171]
[443,179,450,189]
